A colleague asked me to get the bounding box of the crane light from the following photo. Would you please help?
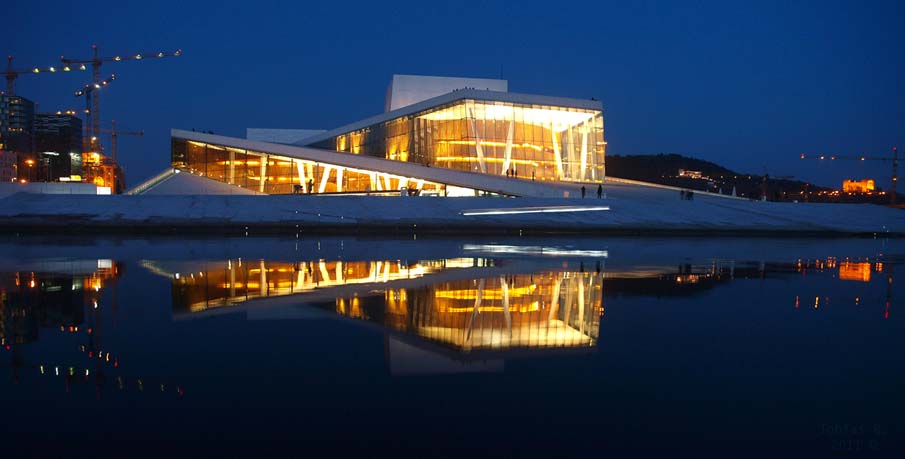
[49,67,56,72]
[79,64,86,70]
[94,84,100,89]
[32,68,39,73]
[63,66,71,71]
[115,56,122,61]
[158,52,164,57]
[135,54,142,59]
[175,49,182,56]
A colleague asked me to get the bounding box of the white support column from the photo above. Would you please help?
[335,166,344,193]
[580,123,589,182]
[501,277,511,338]
[466,278,485,342]
[318,166,332,194]
[259,154,267,193]
[577,277,585,335]
[228,149,235,184]
[318,260,331,283]
[502,120,514,175]
[467,108,487,174]
[548,276,562,324]
[229,262,235,298]
[382,174,392,191]
[259,260,267,296]
[565,126,576,181]
[552,129,564,180]
[296,160,306,186]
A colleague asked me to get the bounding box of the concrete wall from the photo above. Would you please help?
[385,75,508,112]
[0,181,107,199]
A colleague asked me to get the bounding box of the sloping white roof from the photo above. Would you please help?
[129,167,263,195]
[172,129,572,198]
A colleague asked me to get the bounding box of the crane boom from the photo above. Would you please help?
[60,45,180,153]
[74,74,116,153]
[800,147,899,205]
[2,55,87,96]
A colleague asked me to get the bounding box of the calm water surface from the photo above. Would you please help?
[1,236,903,456]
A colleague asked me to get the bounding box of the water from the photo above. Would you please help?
[1,236,903,455]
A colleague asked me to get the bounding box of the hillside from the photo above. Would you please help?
[606,154,837,201]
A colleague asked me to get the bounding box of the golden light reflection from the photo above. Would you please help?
[839,262,871,282]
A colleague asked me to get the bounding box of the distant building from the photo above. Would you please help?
[0,95,34,153]
[842,179,875,193]
[34,113,83,181]
[82,152,124,194]
[0,95,35,181]
[0,150,16,182]
[678,169,703,179]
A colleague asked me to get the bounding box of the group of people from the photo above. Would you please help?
[580,184,605,199]
[293,179,316,195]
[504,168,537,180]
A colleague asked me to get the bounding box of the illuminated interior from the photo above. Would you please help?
[166,258,482,313]
[171,138,478,195]
[311,99,605,182]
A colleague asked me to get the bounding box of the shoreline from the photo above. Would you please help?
[2,193,903,237]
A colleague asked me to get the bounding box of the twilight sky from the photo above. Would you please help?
[7,0,904,189]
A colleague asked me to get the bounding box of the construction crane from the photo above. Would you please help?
[2,55,86,96]
[60,45,181,152]
[99,120,143,164]
[83,120,143,193]
[74,74,116,152]
[800,147,899,205]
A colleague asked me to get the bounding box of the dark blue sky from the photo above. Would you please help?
[8,0,904,188]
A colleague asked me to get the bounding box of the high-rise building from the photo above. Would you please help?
[0,95,35,181]
[34,113,83,181]
[0,95,34,153]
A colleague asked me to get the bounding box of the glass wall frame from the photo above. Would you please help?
[311,98,606,183]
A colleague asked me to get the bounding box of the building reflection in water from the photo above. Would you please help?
[160,253,895,362]
[161,257,604,354]
[0,260,119,349]
[336,271,603,352]
[0,260,183,397]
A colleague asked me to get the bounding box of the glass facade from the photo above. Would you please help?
[172,137,475,195]
[310,99,605,182]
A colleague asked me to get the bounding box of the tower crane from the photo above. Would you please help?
[60,45,181,150]
[87,120,145,192]
[74,74,116,152]
[2,55,86,96]
[98,120,143,164]
[800,147,899,205]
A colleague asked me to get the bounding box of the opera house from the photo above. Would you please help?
[155,74,605,197]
